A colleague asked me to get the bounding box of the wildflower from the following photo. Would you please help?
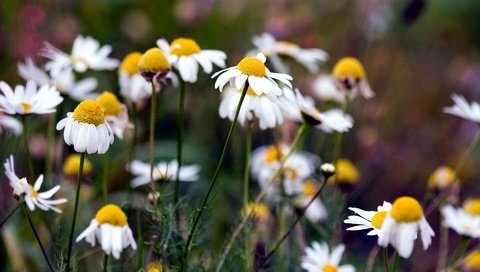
[251,32,328,73]
[332,57,374,100]
[334,159,360,185]
[157,37,226,83]
[218,85,284,130]
[378,196,434,258]
[96,91,133,139]
[313,74,346,104]
[243,202,271,221]
[301,242,355,272]
[56,99,114,154]
[63,154,93,176]
[427,166,458,190]
[443,94,480,123]
[0,112,22,135]
[464,250,480,271]
[138,48,171,84]
[128,160,200,188]
[18,58,97,101]
[441,204,480,238]
[42,35,119,74]
[119,52,150,102]
[76,204,137,259]
[294,180,328,223]
[147,262,163,272]
[212,53,292,101]
[344,201,392,237]
[0,80,63,115]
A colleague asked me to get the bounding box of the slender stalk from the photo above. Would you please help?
[276,204,286,271]
[23,203,55,272]
[175,76,186,224]
[391,251,399,272]
[45,110,57,186]
[365,245,380,272]
[103,254,109,272]
[149,83,158,204]
[102,153,109,202]
[136,209,144,269]
[383,248,390,272]
[66,152,85,271]
[129,102,137,163]
[180,82,250,271]
[437,224,449,271]
[0,201,23,228]
[21,115,35,181]
[447,236,470,268]
[243,120,253,272]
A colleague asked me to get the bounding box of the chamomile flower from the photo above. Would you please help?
[56,99,114,154]
[119,52,150,102]
[243,202,271,221]
[294,180,328,223]
[157,37,226,83]
[96,91,133,139]
[427,166,458,190]
[313,74,346,104]
[333,159,360,185]
[344,201,392,237]
[18,58,98,101]
[251,32,328,73]
[378,196,434,258]
[443,94,480,123]
[218,85,284,129]
[301,242,355,272]
[76,204,137,259]
[42,35,119,74]
[212,53,292,101]
[0,112,22,135]
[441,204,480,238]
[332,57,374,100]
[128,160,200,188]
[464,250,480,271]
[0,80,63,115]
[138,48,171,84]
[63,154,93,176]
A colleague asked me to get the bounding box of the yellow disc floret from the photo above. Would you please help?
[464,199,480,216]
[147,262,163,272]
[170,38,201,56]
[264,145,286,164]
[120,52,142,75]
[323,263,338,272]
[244,202,270,220]
[371,211,387,229]
[427,166,456,189]
[72,100,105,126]
[63,154,93,176]
[390,196,423,223]
[237,57,267,77]
[332,57,366,80]
[96,91,122,116]
[95,204,128,226]
[334,159,360,184]
[303,180,317,197]
[465,250,480,269]
[22,103,32,113]
[138,48,171,74]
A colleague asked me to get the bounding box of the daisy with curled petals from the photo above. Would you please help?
[96,91,133,139]
[127,160,200,188]
[212,53,292,101]
[56,99,114,154]
[76,204,137,259]
[301,241,355,272]
[119,52,150,102]
[443,93,480,123]
[0,80,63,115]
[332,57,374,100]
[378,196,435,258]
[313,74,346,104]
[42,35,119,74]
[441,204,480,238]
[344,201,392,237]
[157,37,226,83]
[427,165,458,190]
[0,112,22,135]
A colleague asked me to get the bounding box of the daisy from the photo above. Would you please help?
[344,201,392,237]
[63,154,93,176]
[332,57,374,100]
[0,112,22,135]
[119,52,150,102]
[18,58,98,101]
[76,204,137,259]
[138,48,172,84]
[443,93,480,123]
[96,91,133,139]
[251,32,328,73]
[243,202,271,221]
[378,196,435,258]
[56,99,114,154]
[157,37,226,83]
[333,159,360,185]
[294,180,328,223]
[464,250,480,271]
[301,241,355,272]
[212,53,292,101]
[441,204,480,238]
[0,80,63,115]
[218,85,284,130]
[42,35,119,74]
[313,74,346,104]
[128,160,200,188]
[427,166,458,190]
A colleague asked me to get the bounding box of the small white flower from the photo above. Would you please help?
[96,92,133,140]
[76,204,136,259]
[441,205,480,238]
[344,201,392,237]
[0,112,22,135]
[301,242,355,272]
[332,57,374,100]
[443,93,480,123]
[313,74,346,104]
[0,80,63,115]
[128,160,200,188]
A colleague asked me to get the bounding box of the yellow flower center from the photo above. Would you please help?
[238,86,264,96]
[170,38,201,56]
[371,211,387,229]
[427,166,456,189]
[264,145,286,164]
[71,56,87,64]
[237,57,266,77]
[96,91,122,116]
[323,263,338,272]
[332,57,366,80]
[138,48,171,73]
[72,100,105,126]
[334,159,359,184]
[63,154,93,176]
[390,196,423,223]
[278,41,298,49]
[22,103,31,113]
[465,250,480,269]
[120,52,142,75]
[464,199,480,216]
[303,180,317,197]
[95,204,128,226]
[147,262,163,272]
[244,202,270,220]
[284,167,299,180]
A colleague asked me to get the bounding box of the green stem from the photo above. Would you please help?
[103,153,109,202]
[0,201,23,228]
[45,110,57,186]
[175,76,186,224]
[181,82,250,271]
[383,248,390,272]
[129,102,137,163]
[149,84,158,203]
[391,251,399,272]
[243,120,253,272]
[276,204,287,271]
[136,209,144,269]
[103,253,109,272]
[437,224,449,270]
[66,152,85,271]
[21,115,34,181]
[447,236,470,268]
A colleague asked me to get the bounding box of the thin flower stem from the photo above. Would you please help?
[103,253,109,272]
[66,152,85,271]
[23,202,55,272]
[276,204,286,271]
[445,243,480,271]
[447,236,470,268]
[129,102,137,163]
[102,153,109,202]
[175,76,186,224]
[136,209,144,269]
[365,245,380,272]
[149,83,158,205]
[45,110,57,186]
[383,248,390,272]
[437,224,449,271]
[0,201,23,228]
[243,120,253,272]
[21,115,35,181]
[391,251,399,272]
[181,82,250,271]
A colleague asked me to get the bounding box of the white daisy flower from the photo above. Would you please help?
[294,180,328,223]
[96,91,133,139]
[344,201,392,237]
[301,241,355,272]
[127,160,200,188]
[218,85,284,130]
[56,99,114,154]
[157,37,226,83]
[332,57,374,100]
[427,166,458,190]
[0,80,63,115]
[137,48,172,87]
[18,58,98,101]
[313,74,346,104]
[76,204,137,259]
[0,112,22,135]
[212,53,292,101]
[41,35,119,74]
[443,93,480,123]
[251,32,328,73]
[441,204,480,238]
[378,196,435,258]
[119,52,150,102]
